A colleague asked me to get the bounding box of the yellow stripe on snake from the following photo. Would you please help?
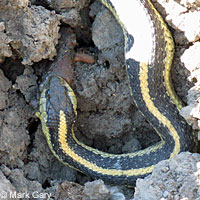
[36,0,197,185]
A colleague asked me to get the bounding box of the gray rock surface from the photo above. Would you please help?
[133,152,200,200]
[180,42,200,134]
[83,180,126,200]
[0,170,17,200]
[0,1,60,65]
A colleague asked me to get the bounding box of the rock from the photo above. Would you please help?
[0,4,61,65]
[49,0,88,11]
[0,69,12,109]
[61,9,81,27]
[154,0,200,43]
[0,170,17,200]
[9,169,42,192]
[14,66,38,104]
[83,180,110,200]
[0,22,12,63]
[180,42,200,131]
[56,181,84,200]
[181,42,200,74]
[0,70,30,165]
[133,152,200,200]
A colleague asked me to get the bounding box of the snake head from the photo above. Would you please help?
[37,74,77,127]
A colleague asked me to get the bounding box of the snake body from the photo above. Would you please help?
[36,0,197,185]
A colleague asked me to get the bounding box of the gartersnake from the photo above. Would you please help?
[36,0,197,185]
